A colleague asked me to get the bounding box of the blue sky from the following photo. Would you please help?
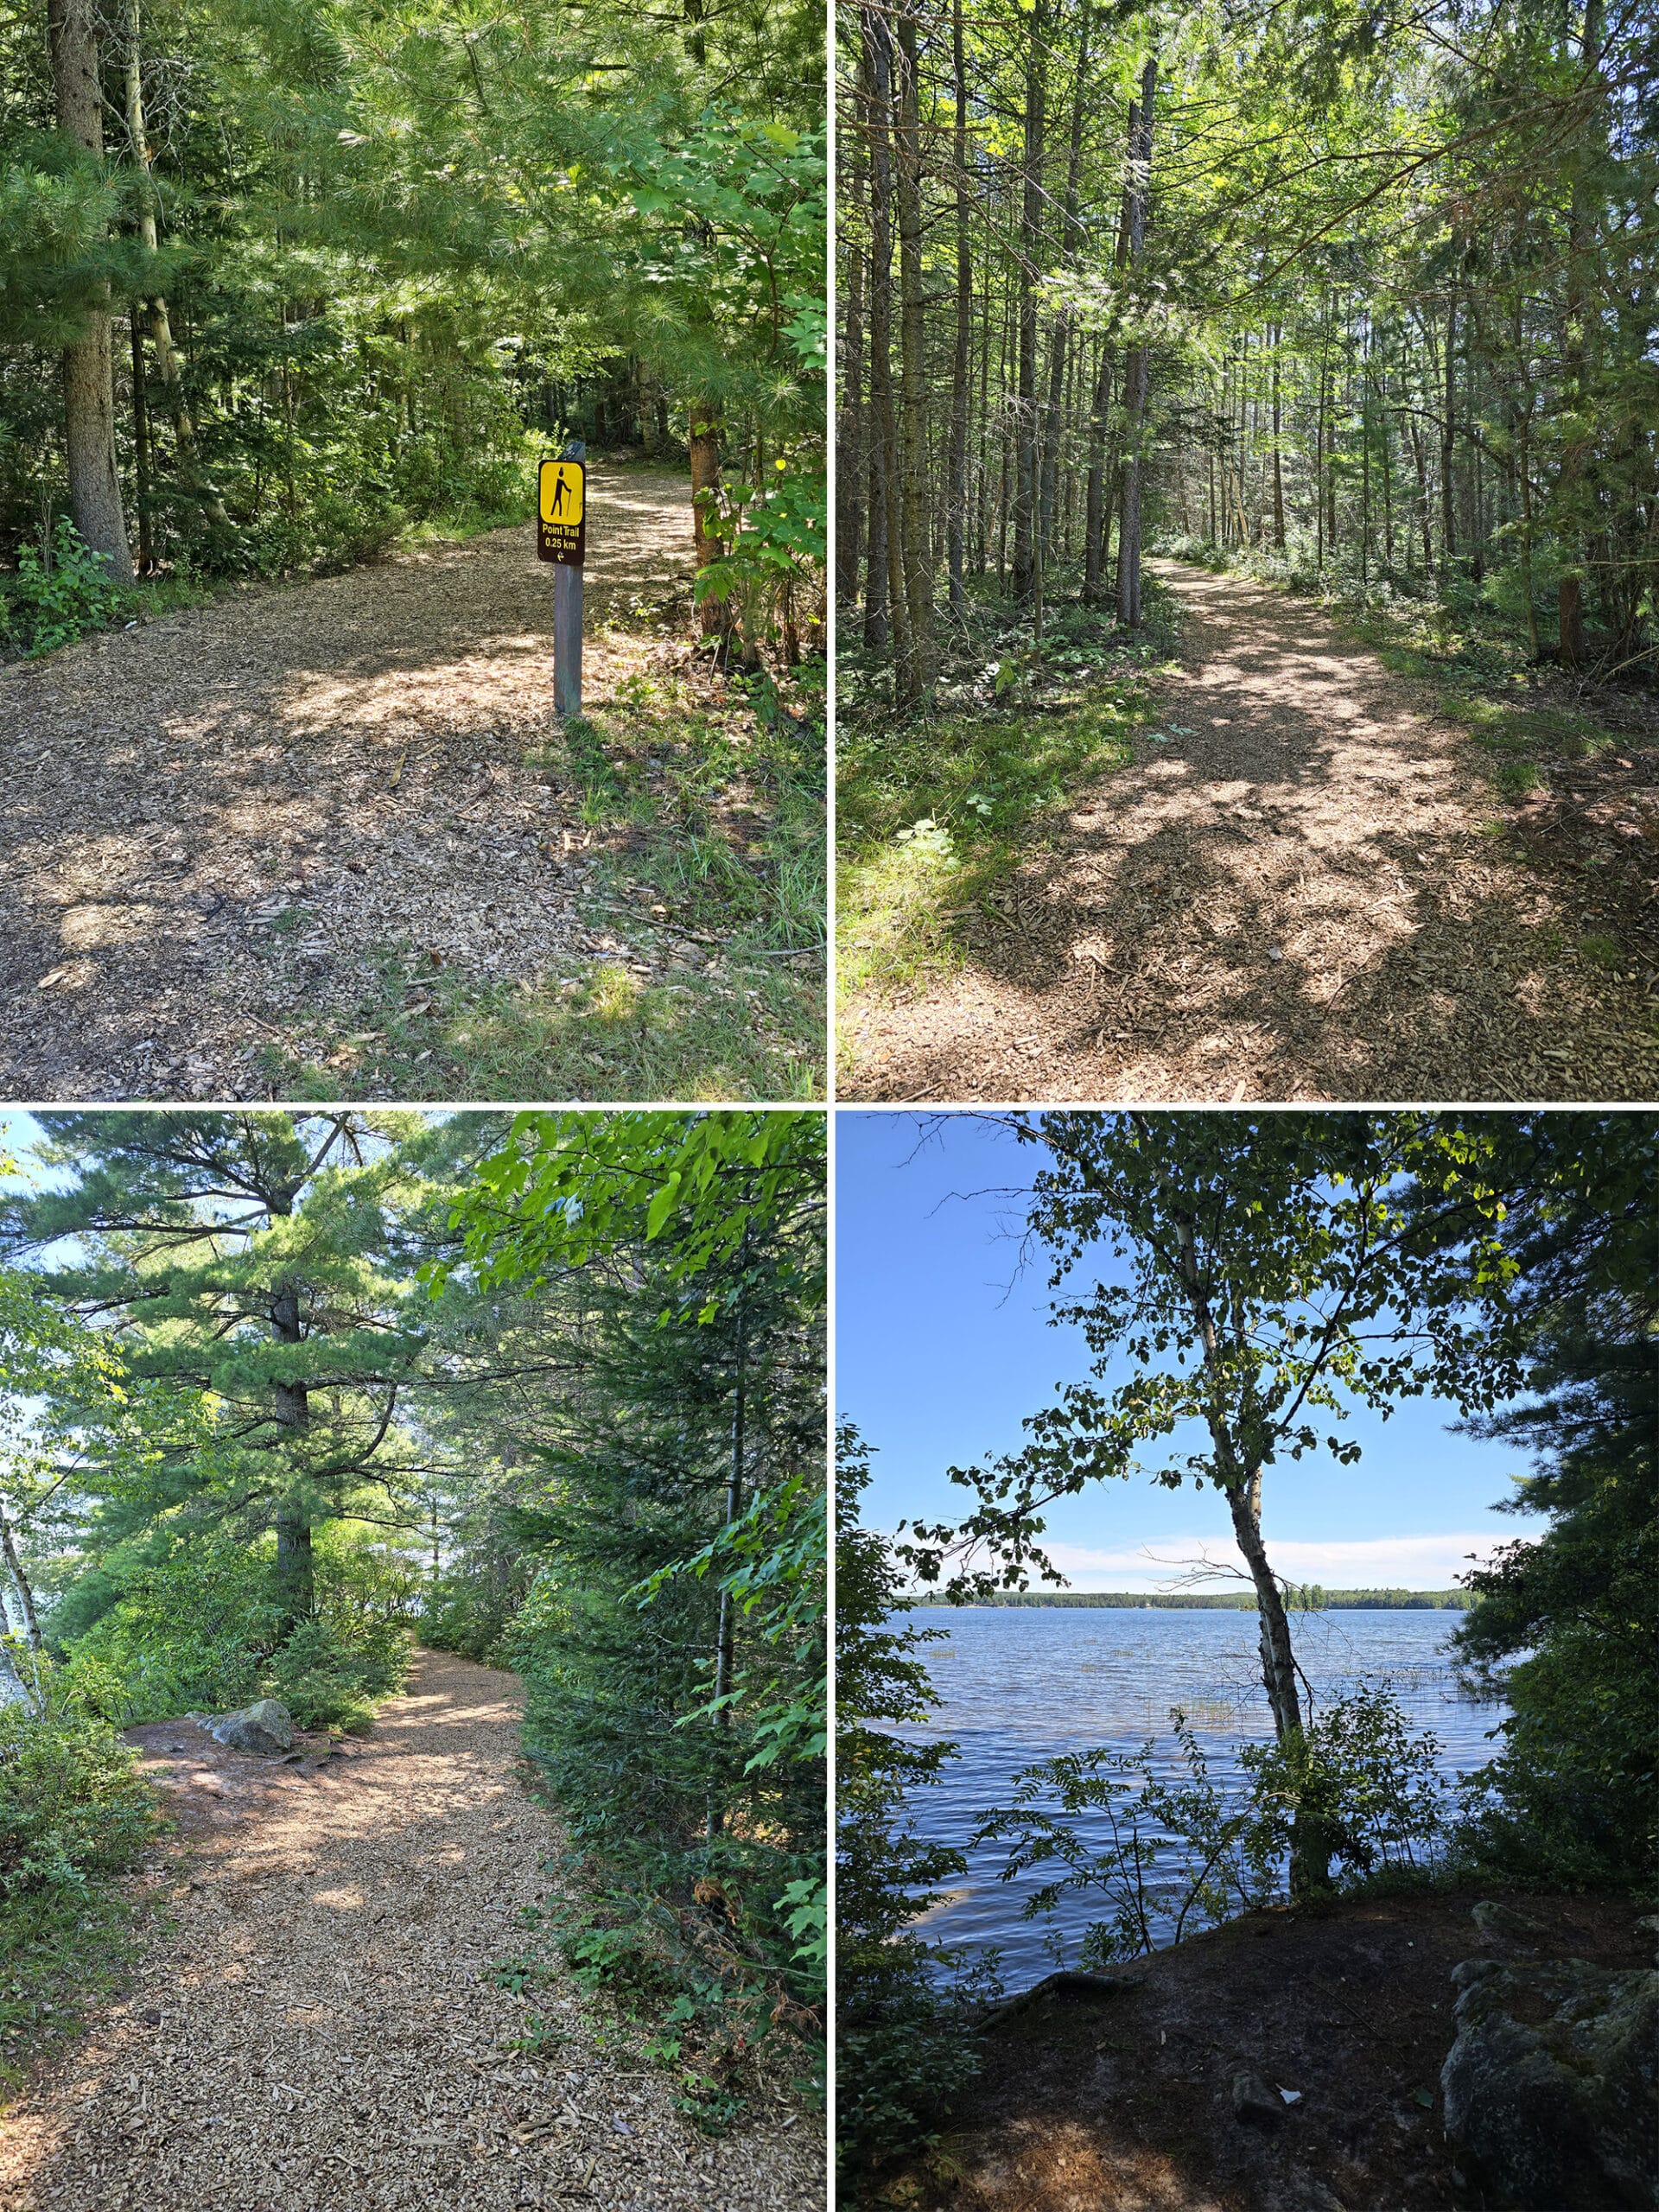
[836,1110,1544,1591]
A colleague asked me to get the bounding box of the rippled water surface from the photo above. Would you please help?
[893,1605,1507,1981]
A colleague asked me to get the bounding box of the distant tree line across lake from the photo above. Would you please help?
[909,1587,1478,1611]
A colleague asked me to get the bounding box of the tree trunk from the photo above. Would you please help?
[837,107,868,607]
[0,1507,44,1656]
[1039,0,1090,575]
[270,1281,314,1625]
[122,0,231,532]
[1557,0,1602,665]
[707,1298,747,1840]
[894,3,935,701]
[1170,1212,1333,1898]
[1270,327,1286,549]
[48,0,133,582]
[865,10,910,678]
[1440,293,1457,582]
[946,0,971,614]
[1115,58,1157,628]
[1083,343,1112,603]
[689,404,724,639]
[1011,0,1046,605]
[130,312,153,573]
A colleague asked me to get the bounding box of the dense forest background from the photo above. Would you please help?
[0,1109,826,2121]
[838,0,1656,706]
[836,1110,1657,2192]
[1,0,825,654]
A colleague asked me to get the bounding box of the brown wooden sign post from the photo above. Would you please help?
[537,438,586,717]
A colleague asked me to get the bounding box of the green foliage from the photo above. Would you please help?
[1444,1116,1659,1887]
[0,519,128,654]
[899,1113,1526,1599]
[2,0,825,597]
[0,1705,154,1902]
[264,1615,409,1733]
[837,586,1174,1006]
[426,1109,825,2119]
[67,1545,280,1720]
[1241,1683,1452,1886]
[976,1684,1451,1969]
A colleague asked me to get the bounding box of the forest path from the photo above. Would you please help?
[0,1649,819,2212]
[842,561,1659,1102]
[0,464,700,1102]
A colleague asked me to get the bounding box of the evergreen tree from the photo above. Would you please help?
[0,1110,437,1631]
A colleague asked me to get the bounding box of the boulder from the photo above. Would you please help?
[1440,1956,1659,2209]
[1471,1897,1548,1944]
[1231,2069,1284,2126]
[194,1698,295,1754]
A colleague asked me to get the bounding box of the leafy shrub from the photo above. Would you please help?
[264,1616,409,1732]
[0,1706,153,1899]
[67,1544,281,1720]
[976,1683,1452,1972]
[976,1712,1279,1967]
[0,519,128,655]
[1243,1680,1452,1886]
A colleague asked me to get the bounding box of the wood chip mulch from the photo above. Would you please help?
[0,1649,823,2211]
[0,466,743,1103]
[842,563,1659,1103]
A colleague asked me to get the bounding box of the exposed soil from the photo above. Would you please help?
[879,1886,1655,2212]
[0,463,751,1103]
[0,1649,823,2212]
[842,563,1659,1103]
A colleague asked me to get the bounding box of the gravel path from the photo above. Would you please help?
[843,562,1659,1103]
[0,1649,823,2212]
[0,466,706,1102]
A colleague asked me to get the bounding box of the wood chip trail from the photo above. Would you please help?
[844,560,1659,1103]
[0,466,698,1103]
[0,1649,823,2212]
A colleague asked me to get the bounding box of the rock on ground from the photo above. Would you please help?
[195,1700,295,1755]
[1440,1951,1659,2209]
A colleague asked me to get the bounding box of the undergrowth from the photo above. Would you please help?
[491,1840,824,2134]
[260,652,826,1103]
[836,577,1179,1020]
[0,1670,158,2094]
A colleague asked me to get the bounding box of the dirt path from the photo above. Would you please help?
[0,465,708,1102]
[843,563,1659,1102]
[0,1650,822,2212]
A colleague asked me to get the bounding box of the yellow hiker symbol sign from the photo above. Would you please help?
[537,457,587,566]
[542,462,583,526]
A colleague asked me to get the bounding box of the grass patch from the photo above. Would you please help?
[262,946,821,1103]
[837,582,1173,1007]
[259,652,825,1101]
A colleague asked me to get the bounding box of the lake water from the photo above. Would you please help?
[890,1605,1508,1984]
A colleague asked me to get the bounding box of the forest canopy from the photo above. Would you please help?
[838,0,1656,703]
[2,0,826,626]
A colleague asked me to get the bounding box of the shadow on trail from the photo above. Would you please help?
[846,563,1658,1103]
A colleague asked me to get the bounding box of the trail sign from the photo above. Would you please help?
[541,438,585,717]
[538,456,586,567]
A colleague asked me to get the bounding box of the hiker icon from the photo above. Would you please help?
[541,462,583,529]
